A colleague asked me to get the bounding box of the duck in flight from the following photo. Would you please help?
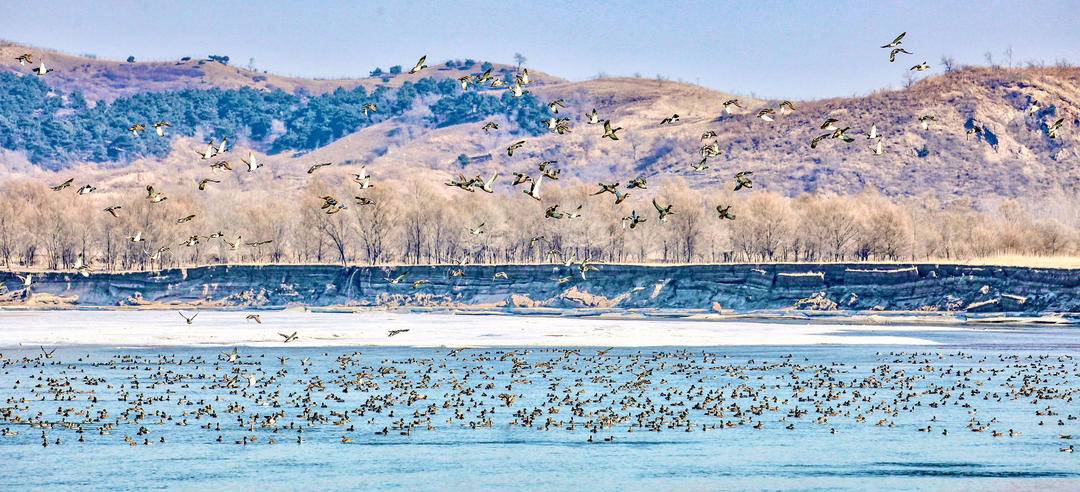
[307,162,332,174]
[1048,118,1065,139]
[622,210,647,229]
[586,109,600,125]
[652,199,675,222]
[722,99,742,114]
[602,120,622,140]
[32,61,53,76]
[523,174,544,201]
[146,186,167,203]
[506,140,526,156]
[178,311,198,325]
[409,55,427,74]
[889,48,913,63]
[51,178,74,191]
[15,53,33,65]
[734,171,754,191]
[881,32,906,48]
[279,332,299,343]
[716,205,735,220]
[241,152,261,172]
[153,121,171,136]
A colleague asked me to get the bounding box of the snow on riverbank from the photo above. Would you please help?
[0,310,947,348]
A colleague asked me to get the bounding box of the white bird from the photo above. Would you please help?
[523,173,544,201]
[869,138,884,156]
[477,173,498,193]
[32,61,53,76]
[241,152,261,172]
[15,273,32,289]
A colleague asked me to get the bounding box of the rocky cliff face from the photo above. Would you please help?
[0,263,1076,314]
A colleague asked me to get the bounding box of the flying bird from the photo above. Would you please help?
[178,311,198,325]
[734,171,754,191]
[409,55,427,74]
[32,61,53,76]
[889,48,913,63]
[153,121,171,136]
[1048,118,1065,139]
[146,186,167,203]
[660,114,680,125]
[241,152,261,172]
[51,178,74,191]
[622,210,647,229]
[722,99,742,114]
[506,140,526,156]
[602,120,622,141]
[307,162,332,174]
[880,32,906,48]
[652,198,676,222]
[716,205,735,220]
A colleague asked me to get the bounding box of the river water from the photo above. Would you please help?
[0,312,1077,491]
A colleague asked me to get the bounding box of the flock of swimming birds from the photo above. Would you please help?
[0,348,1076,456]
[10,31,1069,281]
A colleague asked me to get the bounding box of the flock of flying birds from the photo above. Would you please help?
[8,33,1070,299]
[0,348,1076,455]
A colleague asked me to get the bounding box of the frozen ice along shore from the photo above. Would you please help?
[0,310,945,348]
[0,263,1077,314]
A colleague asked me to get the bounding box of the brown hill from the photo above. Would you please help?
[1,39,1078,204]
[0,39,562,102]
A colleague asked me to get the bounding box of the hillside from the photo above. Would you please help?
[0,40,563,102]
[0,39,1077,203]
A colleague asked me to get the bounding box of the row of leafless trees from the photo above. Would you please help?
[0,177,1075,272]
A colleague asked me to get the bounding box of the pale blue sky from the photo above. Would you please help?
[1,0,1077,99]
